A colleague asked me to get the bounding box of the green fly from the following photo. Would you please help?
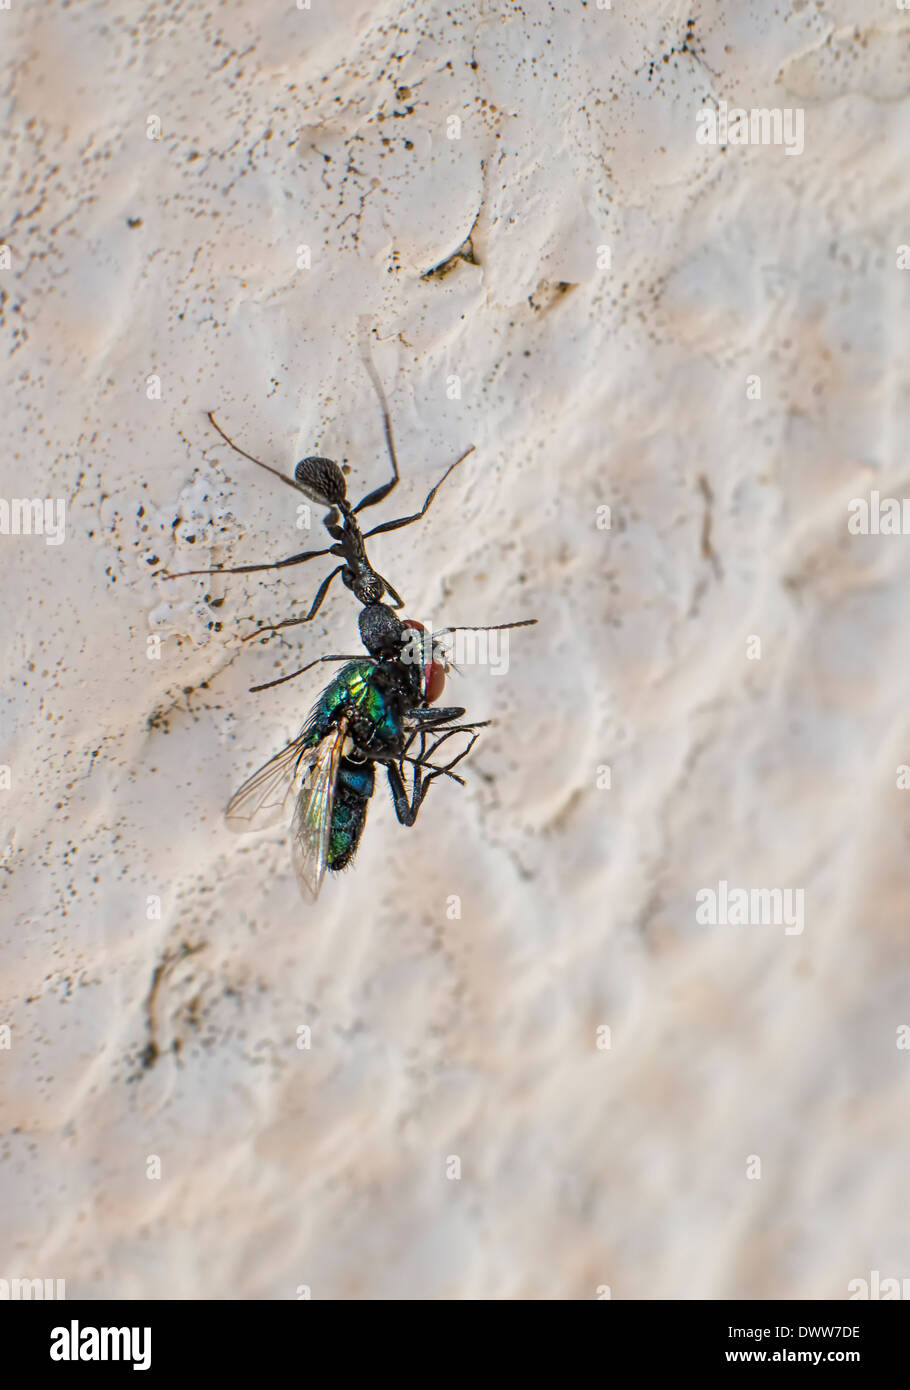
[224,603,534,899]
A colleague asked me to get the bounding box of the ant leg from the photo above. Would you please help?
[206,411,301,494]
[381,575,405,608]
[356,336,474,521]
[242,564,347,642]
[163,544,335,580]
[241,564,346,642]
[354,343,401,512]
[360,446,474,531]
[249,652,371,694]
[295,563,345,622]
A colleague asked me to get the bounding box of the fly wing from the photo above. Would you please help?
[225,732,319,833]
[290,721,348,901]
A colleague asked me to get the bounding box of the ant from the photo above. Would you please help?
[164,346,473,642]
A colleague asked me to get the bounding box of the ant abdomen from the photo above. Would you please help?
[294,456,348,507]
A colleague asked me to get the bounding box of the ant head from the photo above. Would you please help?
[294,456,348,507]
[359,602,403,660]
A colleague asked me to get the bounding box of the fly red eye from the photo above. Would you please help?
[402,619,446,702]
[424,661,447,703]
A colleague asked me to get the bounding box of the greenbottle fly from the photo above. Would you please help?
[225,603,533,899]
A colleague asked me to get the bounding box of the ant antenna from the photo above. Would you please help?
[432,619,538,638]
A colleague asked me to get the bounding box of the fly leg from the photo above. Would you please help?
[400,720,491,760]
[398,755,466,786]
[387,727,486,827]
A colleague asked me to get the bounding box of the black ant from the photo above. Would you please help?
[164,347,472,640]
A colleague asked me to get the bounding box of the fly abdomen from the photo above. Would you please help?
[329,759,375,870]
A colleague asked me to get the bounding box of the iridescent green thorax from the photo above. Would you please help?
[302,660,376,747]
[305,658,411,756]
[316,661,377,722]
